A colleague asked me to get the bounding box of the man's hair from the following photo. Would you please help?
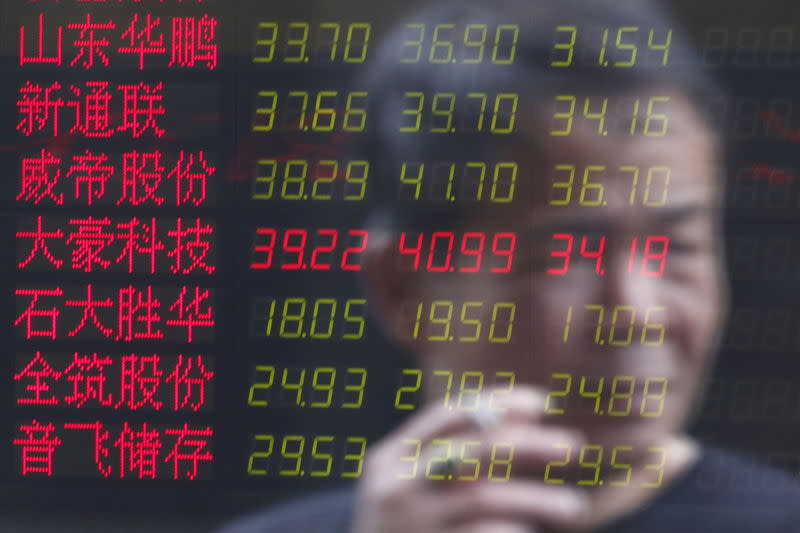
[357,0,723,232]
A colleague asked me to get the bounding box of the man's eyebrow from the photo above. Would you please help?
[529,205,709,235]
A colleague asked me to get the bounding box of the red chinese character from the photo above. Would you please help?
[64,421,112,477]
[66,217,115,272]
[63,352,114,407]
[118,82,165,137]
[115,218,165,274]
[118,14,166,69]
[18,149,64,204]
[166,287,214,342]
[68,82,114,137]
[17,216,65,269]
[68,13,115,69]
[65,284,114,338]
[168,151,213,206]
[19,13,63,66]
[116,422,163,479]
[167,218,216,275]
[119,150,166,206]
[169,15,218,70]
[15,288,64,340]
[67,150,114,204]
[17,81,64,137]
[166,355,213,411]
[117,286,164,341]
[164,424,213,480]
[116,353,163,410]
[14,420,62,476]
[14,352,62,406]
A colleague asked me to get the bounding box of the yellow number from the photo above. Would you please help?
[621,165,640,205]
[429,301,454,341]
[310,436,334,477]
[608,376,635,416]
[644,96,670,137]
[253,159,277,200]
[545,373,572,414]
[281,368,306,406]
[551,164,575,206]
[395,369,423,410]
[431,93,456,133]
[488,371,515,411]
[459,302,483,342]
[247,365,275,407]
[586,304,605,344]
[642,306,666,345]
[310,367,336,408]
[492,25,519,65]
[490,162,517,203]
[344,23,371,63]
[641,378,668,417]
[342,437,367,478]
[402,24,425,63]
[309,298,337,339]
[343,299,366,339]
[466,161,487,200]
[490,93,518,134]
[649,29,672,65]
[457,371,484,410]
[400,92,425,132]
[577,445,604,486]
[343,160,369,201]
[583,96,608,135]
[343,92,368,132]
[280,298,306,338]
[544,444,571,484]
[643,167,670,206]
[285,22,309,63]
[247,435,274,475]
[288,90,309,130]
[467,92,487,132]
[642,447,667,488]
[312,91,337,131]
[320,22,340,61]
[312,160,337,200]
[579,376,604,414]
[458,441,482,480]
[426,439,454,480]
[580,165,606,206]
[434,370,454,408]
[609,305,636,345]
[342,367,367,408]
[488,443,514,481]
[609,445,633,486]
[464,24,487,64]
[282,160,307,200]
[615,27,639,67]
[551,95,576,136]
[279,436,305,476]
[430,24,455,63]
[254,23,278,63]
[551,26,577,67]
[488,302,515,343]
[398,439,422,479]
[254,91,278,132]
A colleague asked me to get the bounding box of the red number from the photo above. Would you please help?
[310,229,339,271]
[398,232,424,270]
[342,230,369,271]
[251,228,277,269]
[490,233,516,273]
[580,236,607,275]
[548,233,574,275]
[282,229,308,270]
[641,236,670,277]
[427,232,456,272]
[460,232,486,273]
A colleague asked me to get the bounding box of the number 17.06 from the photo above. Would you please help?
[562,305,666,346]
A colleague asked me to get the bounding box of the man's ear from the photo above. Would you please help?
[359,227,423,347]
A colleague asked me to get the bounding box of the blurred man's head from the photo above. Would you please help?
[360,0,728,455]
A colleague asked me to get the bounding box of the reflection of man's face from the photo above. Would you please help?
[384,89,728,451]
